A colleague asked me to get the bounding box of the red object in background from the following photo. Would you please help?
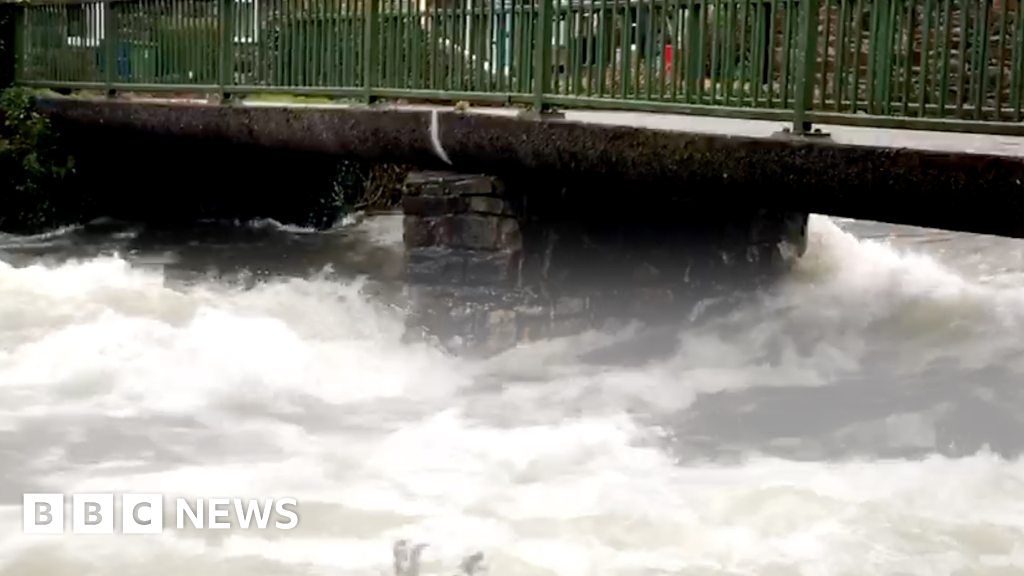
[664,44,674,76]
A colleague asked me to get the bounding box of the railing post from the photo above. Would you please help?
[219,0,233,100]
[104,0,115,95]
[686,4,701,96]
[532,0,552,112]
[363,0,378,104]
[792,0,820,134]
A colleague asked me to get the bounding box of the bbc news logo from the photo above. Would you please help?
[23,494,299,534]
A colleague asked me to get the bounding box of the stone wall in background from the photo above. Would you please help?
[403,171,809,355]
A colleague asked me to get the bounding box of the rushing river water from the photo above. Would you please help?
[1,213,1024,575]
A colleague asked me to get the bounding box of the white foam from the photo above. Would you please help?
[2,216,1024,575]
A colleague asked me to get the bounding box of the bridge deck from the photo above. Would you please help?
[239,99,1024,158]
[35,95,1024,239]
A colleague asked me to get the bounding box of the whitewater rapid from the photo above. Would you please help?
[1,215,1023,575]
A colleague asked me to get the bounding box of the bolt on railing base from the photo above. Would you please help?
[517,107,564,121]
[773,126,832,140]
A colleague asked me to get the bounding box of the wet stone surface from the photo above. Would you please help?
[402,171,810,355]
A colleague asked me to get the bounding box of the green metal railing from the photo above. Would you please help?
[11,0,1024,134]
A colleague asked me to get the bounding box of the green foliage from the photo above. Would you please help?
[333,160,408,213]
[0,87,77,232]
[0,4,12,88]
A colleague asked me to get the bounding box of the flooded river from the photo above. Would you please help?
[1,214,1023,575]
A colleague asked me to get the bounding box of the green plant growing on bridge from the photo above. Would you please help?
[334,160,409,214]
[0,87,77,232]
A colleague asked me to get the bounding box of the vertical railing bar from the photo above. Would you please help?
[1013,1,1024,119]
[995,0,1007,118]
[391,0,398,88]
[673,0,684,100]
[346,0,352,86]
[589,0,598,95]
[559,0,566,94]
[481,0,488,91]
[834,0,847,109]
[487,0,495,90]
[554,0,561,93]
[901,0,913,116]
[403,0,409,87]
[474,0,482,90]
[430,0,438,88]
[285,0,292,86]
[793,0,819,131]
[723,0,733,105]
[779,0,792,106]
[394,0,400,88]
[611,0,620,96]
[152,0,160,85]
[474,0,480,90]
[104,0,115,92]
[682,0,694,101]
[695,0,705,102]
[741,0,750,105]
[883,0,897,114]
[442,0,449,90]
[525,0,532,94]
[621,0,630,97]
[378,0,386,88]
[575,2,583,95]
[819,0,830,107]
[751,0,763,106]
[571,0,578,95]
[314,0,323,86]
[738,0,748,105]
[919,0,932,115]
[849,0,863,111]
[491,0,498,91]
[194,0,201,85]
[534,0,551,108]
[956,0,966,115]
[974,0,988,118]
[272,0,279,85]
[644,0,654,99]
[454,0,462,90]
[587,0,595,96]
[866,0,879,113]
[593,0,598,94]
[574,3,582,95]
[308,0,315,86]
[334,0,342,87]
[363,0,376,100]
[767,0,777,106]
[512,1,519,92]
[938,0,951,114]
[709,0,719,102]
[962,0,978,114]
[566,0,574,94]
[753,0,762,105]
[219,0,230,95]
[632,0,641,96]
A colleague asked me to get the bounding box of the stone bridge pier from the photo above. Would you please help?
[402,171,809,354]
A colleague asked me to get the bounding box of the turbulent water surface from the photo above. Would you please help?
[1,214,1023,575]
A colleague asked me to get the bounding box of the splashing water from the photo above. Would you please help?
[1,215,1024,575]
